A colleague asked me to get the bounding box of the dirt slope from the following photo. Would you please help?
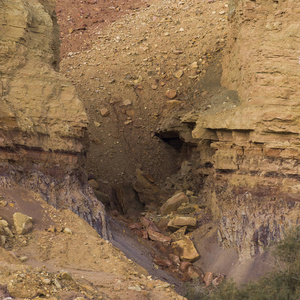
[56,0,233,191]
[0,186,184,299]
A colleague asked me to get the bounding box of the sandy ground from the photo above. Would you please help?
[0,186,185,299]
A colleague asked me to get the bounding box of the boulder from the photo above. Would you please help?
[167,216,197,230]
[160,192,189,215]
[147,229,171,244]
[172,237,200,262]
[13,213,33,235]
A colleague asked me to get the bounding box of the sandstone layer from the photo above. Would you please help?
[190,0,300,259]
[0,0,108,238]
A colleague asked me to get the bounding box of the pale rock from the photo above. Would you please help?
[13,213,33,235]
[203,272,213,286]
[41,278,51,284]
[54,278,62,289]
[160,192,189,215]
[94,121,101,127]
[4,227,13,238]
[0,235,5,246]
[123,99,132,106]
[63,228,72,235]
[174,70,184,78]
[190,61,198,69]
[19,256,28,262]
[0,200,7,207]
[172,237,200,262]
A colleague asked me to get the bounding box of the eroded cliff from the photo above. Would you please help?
[191,0,300,259]
[0,0,108,239]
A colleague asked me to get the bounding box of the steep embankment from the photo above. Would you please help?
[0,0,107,238]
[191,0,300,259]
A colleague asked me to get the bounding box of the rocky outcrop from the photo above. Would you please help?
[0,0,108,239]
[185,0,300,259]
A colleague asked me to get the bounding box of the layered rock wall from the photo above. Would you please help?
[0,0,108,239]
[192,0,300,259]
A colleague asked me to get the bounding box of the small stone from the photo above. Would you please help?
[4,227,13,237]
[94,121,101,127]
[124,120,132,125]
[173,49,183,54]
[41,278,51,284]
[204,272,213,286]
[19,256,28,262]
[128,285,142,292]
[47,225,56,233]
[88,179,99,190]
[187,266,202,280]
[166,100,182,108]
[174,70,184,78]
[123,99,132,106]
[100,108,109,117]
[58,272,73,280]
[63,228,72,235]
[54,279,62,289]
[13,213,33,235]
[0,200,7,207]
[190,61,198,69]
[126,110,135,117]
[151,84,158,90]
[165,89,177,99]
[219,11,226,15]
[1,235,6,246]
[179,261,192,272]
[0,220,8,228]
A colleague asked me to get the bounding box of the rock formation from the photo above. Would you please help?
[190,0,300,259]
[0,0,108,239]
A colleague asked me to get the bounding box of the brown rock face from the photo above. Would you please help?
[190,0,300,258]
[0,0,108,239]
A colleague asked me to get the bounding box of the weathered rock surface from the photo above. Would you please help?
[187,0,300,259]
[0,0,108,239]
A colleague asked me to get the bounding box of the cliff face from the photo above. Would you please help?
[0,0,108,239]
[191,0,300,259]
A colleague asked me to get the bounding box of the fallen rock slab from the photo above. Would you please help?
[13,213,33,235]
[167,216,197,230]
[172,237,200,262]
[147,229,171,244]
[160,192,188,215]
